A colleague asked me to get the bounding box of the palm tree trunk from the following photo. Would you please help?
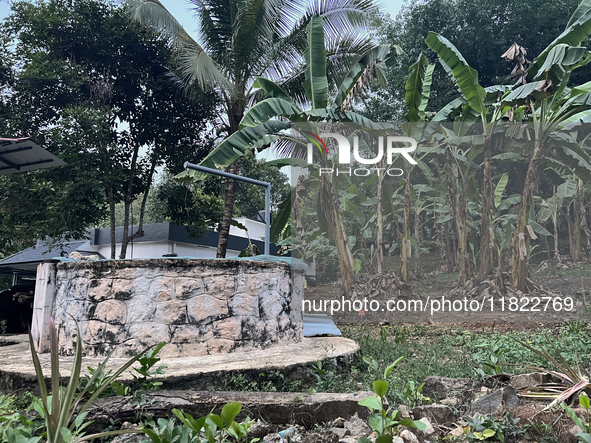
[216,101,244,258]
[217,160,239,258]
[511,139,544,291]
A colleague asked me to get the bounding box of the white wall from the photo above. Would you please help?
[229,218,266,241]
[85,240,242,259]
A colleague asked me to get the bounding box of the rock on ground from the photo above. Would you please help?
[413,404,454,424]
[470,386,521,415]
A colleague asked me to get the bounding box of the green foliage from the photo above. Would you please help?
[153,177,224,241]
[131,342,167,391]
[311,361,339,393]
[395,380,431,409]
[464,414,523,442]
[26,317,154,442]
[367,0,589,120]
[473,338,506,377]
[78,341,166,403]
[141,406,258,443]
[0,0,217,256]
[358,357,427,441]
[562,394,591,442]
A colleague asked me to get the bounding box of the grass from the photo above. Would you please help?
[338,323,591,395]
[219,320,591,401]
[540,262,591,277]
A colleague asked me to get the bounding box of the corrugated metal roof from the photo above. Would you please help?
[303,313,342,337]
[0,138,66,175]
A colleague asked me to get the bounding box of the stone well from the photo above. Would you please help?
[31,257,305,357]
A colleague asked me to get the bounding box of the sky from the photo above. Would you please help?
[0,0,406,35]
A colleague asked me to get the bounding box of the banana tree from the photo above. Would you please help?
[182,16,399,295]
[399,53,434,283]
[497,1,591,290]
[426,32,513,285]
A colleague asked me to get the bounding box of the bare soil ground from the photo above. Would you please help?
[304,252,591,326]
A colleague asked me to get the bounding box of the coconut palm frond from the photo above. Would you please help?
[306,0,378,41]
[176,34,233,92]
[127,0,230,91]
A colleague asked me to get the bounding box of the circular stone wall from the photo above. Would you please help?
[35,258,304,357]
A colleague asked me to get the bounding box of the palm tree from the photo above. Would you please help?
[127,0,379,257]
[183,15,398,295]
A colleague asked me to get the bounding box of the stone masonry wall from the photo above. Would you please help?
[44,259,304,357]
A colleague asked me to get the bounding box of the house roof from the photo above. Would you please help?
[91,223,276,253]
[0,138,67,175]
[0,223,278,276]
[0,241,102,274]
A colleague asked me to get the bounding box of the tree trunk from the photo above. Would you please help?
[478,136,493,282]
[216,160,239,258]
[553,201,560,262]
[118,146,157,259]
[376,173,384,275]
[119,144,141,259]
[583,196,591,258]
[543,230,551,261]
[400,169,411,283]
[444,223,456,271]
[413,209,421,276]
[572,178,584,262]
[216,101,245,258]
[567,202,576,261]
[319,175,354,296]
[511,139,544,291]
[444,148,469,285]
[107,184,116,260]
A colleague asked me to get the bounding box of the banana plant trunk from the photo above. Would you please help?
[567,202,576,262]
[478,136,494,282]
[400,168,412,283]
[376,171,384,275]
[319,174,355,296]
[553,199,561,261]
[445,148,469,285]
[511,139,545,291]
[414,209,421,275]
[583,195,591,257]
[572,178,585,262]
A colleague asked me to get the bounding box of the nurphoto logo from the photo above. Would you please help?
[304,132,418,176]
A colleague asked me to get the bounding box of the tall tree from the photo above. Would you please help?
[360,0,588,122]
[128,0,380,258]
[190,16,399,295]
[2,0,217,258]
[500,4,591,290]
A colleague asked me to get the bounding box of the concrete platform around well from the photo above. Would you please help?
[0,335,359,394]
